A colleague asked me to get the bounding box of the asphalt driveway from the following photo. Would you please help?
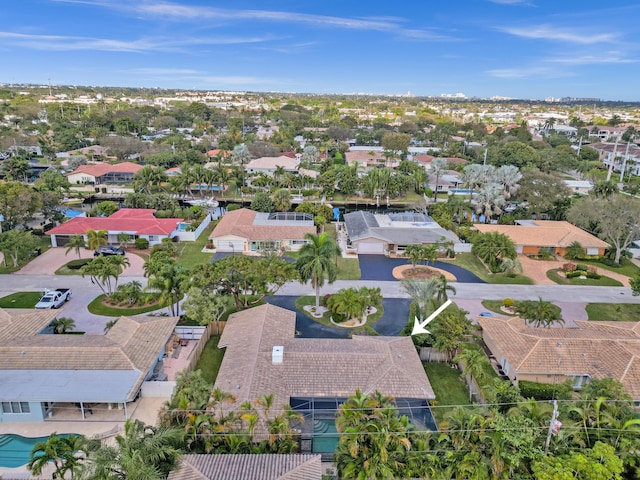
[358,255,485,283]
[267,296,411,338]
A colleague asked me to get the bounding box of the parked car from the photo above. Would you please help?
[94,246,125,256]
[35,289,72,309]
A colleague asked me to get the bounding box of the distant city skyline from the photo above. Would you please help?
[2,1,640,101]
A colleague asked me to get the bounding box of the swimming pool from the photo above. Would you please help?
[63,208,86,218]
[0,434,49,468]
[312,419,339,454]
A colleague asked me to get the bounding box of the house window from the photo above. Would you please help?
[148,236,158,242]
[572,375,591,389]
[1,402,30,414]
[290,240,308,246]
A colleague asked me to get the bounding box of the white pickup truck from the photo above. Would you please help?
[35,289,72,309]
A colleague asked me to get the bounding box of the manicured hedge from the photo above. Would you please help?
[66,258,92,270]
[519,380,573,401]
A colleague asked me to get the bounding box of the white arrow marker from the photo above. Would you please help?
[411,299,453,336]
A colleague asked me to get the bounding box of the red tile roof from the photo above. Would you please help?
[210,208,315,242]
[66,162,143,178]
[413,155,468,165]
[47,209,183,236]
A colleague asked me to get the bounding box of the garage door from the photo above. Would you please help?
[218,240,245,252]
[357,242,385,254]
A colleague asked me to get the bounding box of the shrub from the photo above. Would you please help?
[575,263,588,272]
[66,258,91,270]
[503,298,515,308]
[586,271,601,279]
[135,237,149,250]
[519,380,574,401]
[565,271,584,279]
[562,263,577,272]
[227,204,241,212]
[322,293,333,306]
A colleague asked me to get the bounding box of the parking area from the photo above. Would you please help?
[358,255,485,283]
[15,247,146,276]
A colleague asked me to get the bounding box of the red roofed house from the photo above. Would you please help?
[209,208,315,253]
[47,209,184,247]
[66,162,143,185]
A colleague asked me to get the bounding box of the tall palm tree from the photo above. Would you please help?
[295,232,339,308]
[65,234,86,259]
[471,231,517,273]
[430,158,448,200]
[86,229,108,250]
[401,278,455,321]
[493,165,522,200]
[454,347,488,401]
[231,143,250,191]
[474,183,505,221]
[147,262,188,316]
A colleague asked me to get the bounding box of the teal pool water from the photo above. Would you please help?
[0,434,51,468]
[312,419,339,453]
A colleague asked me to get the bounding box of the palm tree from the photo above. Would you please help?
[231,143,250,191]
[516,297,564,328]
[471,231,517,273]
[28,433,95,479]
[326,287,367,322]
[107,254,131,291]
[295,232,339,308]
[65,234,86,259]
[493,165,522,200]
[272,188,291,212]
[430,158,448,200]
[401,278,455,321]
[86,229,108,251]
[474,183,505,221]
[454,347,488,401]
[85,419,182,480]
[147,262,188,316]
[117,232,131,249]
[51,316,76,334]
[499,258,523,276]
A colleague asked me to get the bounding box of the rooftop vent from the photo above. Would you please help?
[272,346,284,365]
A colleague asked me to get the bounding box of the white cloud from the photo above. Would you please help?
[547,53,636,65]
[486,66,568,79]
[500,25,617,44]
[0,31,276,53]
[51,0,458,41]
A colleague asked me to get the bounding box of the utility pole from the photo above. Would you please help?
[620,140,631,183]
[606,139,618,182]
[483,148,488,166]
[544,399,559,453]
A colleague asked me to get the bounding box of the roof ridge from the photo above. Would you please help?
[515,338,541,370]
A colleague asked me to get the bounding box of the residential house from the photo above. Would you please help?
[214,304,436,457]
[589,142,640,176]
[245,155,299,177]
[564,180,593,195]
[65,161,143,185]
[478,316,640,402]
[47,208,184,247]
[587,126,626,142]
[344,211,458,255]
[0,309,178,422]
[427,170,464,194]
[473,220,610,256]
[413,155,468,168]
[209,208,315,253]
[168,454,322,480]
[344,150,393,169]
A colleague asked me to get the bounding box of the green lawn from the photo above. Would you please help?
[481,300,516,316]
[423,362,469,424]
[444,253,534,284]
[546,268,623,287]
[55,258,92,275]
[0,291,42,308]
[0,236,51,274]
[175,221,217,269]
[87,294,172,316]
[294,295,384,330]
[586,303,640,322]
[576,257,640,278]
[195,335,225,384]
[336,257,361,280]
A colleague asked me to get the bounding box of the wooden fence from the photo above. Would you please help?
[183,321,226,373]
[419,347,450,363]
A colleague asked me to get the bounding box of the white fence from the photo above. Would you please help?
[141,380,176,398]
[173,214,212,242]
[454,242,472,253]
[175,326,207,340]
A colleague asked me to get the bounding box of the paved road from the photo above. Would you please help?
[358,255,484,283]
[2,275,639,334]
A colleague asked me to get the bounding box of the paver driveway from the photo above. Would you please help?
[16,247,146,276]
[358,255,485,283]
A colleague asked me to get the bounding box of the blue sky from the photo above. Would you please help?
[1,1,640,100]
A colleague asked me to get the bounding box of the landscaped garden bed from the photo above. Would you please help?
[87,293,173,316]
[294,295,384,330]
[546,267,622,287]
